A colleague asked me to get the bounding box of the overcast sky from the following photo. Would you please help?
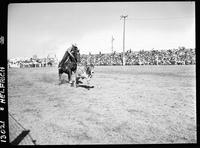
[8,2,195,59]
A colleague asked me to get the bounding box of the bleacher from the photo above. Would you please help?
[80,47,195,66]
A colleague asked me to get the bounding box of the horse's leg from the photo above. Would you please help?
[58,69,62,84]
[74,70,77,87]
[59,73,62,81]
[68,70,73,85]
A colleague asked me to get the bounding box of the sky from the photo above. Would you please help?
[8,2,195,60]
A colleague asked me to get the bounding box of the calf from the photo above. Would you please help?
[76,64,94,86]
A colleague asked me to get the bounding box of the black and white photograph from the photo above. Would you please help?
[6,1,196,145]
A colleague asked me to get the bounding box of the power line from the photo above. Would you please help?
[127,16,194,21]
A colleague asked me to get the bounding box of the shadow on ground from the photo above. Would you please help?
[77,84,94,90]
[58,79,94,90]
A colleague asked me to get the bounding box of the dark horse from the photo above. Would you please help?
[58,44,80,87]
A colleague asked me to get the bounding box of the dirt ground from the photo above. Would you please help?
[8,65,196,144]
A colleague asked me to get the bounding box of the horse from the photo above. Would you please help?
[58,45,80,87]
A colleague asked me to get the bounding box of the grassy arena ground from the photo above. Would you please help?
[8,65,196,144]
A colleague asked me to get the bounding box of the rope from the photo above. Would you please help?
[8,112,36,145]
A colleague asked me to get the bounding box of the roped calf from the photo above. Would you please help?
[76,64,94,86]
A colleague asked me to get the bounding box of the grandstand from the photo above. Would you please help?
[80,47,195,66]
[8,47,195,68]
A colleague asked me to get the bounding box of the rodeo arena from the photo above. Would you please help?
[6,1,196,145]
[8,45,196,145]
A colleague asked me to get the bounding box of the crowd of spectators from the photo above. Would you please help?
[80,47,195,66]
[8,47,195,68]
[8,56,58,68]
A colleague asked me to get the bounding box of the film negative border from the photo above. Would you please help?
[0,0,9,146]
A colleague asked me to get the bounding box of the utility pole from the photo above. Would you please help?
[111,36,114,53]
[111,36,114,65]
[120,15,128,66]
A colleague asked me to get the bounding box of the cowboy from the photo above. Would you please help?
[58,44,78,69]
